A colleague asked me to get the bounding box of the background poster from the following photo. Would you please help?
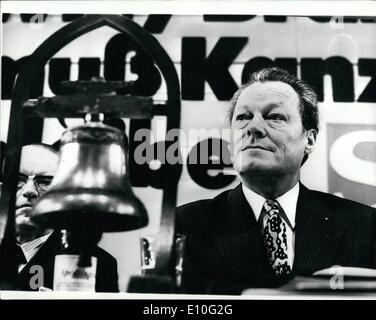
[1,10,376,291]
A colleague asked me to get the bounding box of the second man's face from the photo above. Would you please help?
[230,81,315,179]
[15,146,58,243]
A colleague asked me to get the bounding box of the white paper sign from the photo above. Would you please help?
[53,255,97,292]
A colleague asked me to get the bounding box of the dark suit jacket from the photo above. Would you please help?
[176,183,376,294]
[16,231,119,292]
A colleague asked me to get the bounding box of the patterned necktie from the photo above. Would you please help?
[261,200,292,277]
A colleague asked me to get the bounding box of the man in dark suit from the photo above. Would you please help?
[14,144,119,292]
[176,67,376,295]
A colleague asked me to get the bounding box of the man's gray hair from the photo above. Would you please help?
[227,67,319,133]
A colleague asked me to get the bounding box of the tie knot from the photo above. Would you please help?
[263,200,280,216]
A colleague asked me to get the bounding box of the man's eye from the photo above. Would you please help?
[17,181,25,189]
[35,177,53,186]
[267,113,286,121]
[235,114,251,121]
[17,176,27,188]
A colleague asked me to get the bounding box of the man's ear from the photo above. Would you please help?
[304,129,317,155]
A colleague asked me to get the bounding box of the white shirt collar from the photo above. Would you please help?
[242,182,299,228]
[20,232,52,263]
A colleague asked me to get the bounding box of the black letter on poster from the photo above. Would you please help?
[301,57,354,102]
[187,138,235,189]
[182,37,248,100]
[129,119,182,189]
[104,33,162,96]
[358,59,376,102]
[78,58,101,80]
[143,15,172,33]
[48,58,71,95]
[2,56,45,99]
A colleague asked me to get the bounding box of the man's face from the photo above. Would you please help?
[15,145,58,243]
[231,81,316,179]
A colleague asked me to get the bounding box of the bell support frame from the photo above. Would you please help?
[0,15,181,287]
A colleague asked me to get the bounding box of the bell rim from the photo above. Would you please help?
[30,190,149,232]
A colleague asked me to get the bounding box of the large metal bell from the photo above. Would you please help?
[31,121,148,232]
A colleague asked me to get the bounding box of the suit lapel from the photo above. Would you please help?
[209,184,272,278]
[18,231,60,288]
[293,184,343,275]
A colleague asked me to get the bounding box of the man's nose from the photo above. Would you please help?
[246,115,266,138]
[21,180,39,200]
